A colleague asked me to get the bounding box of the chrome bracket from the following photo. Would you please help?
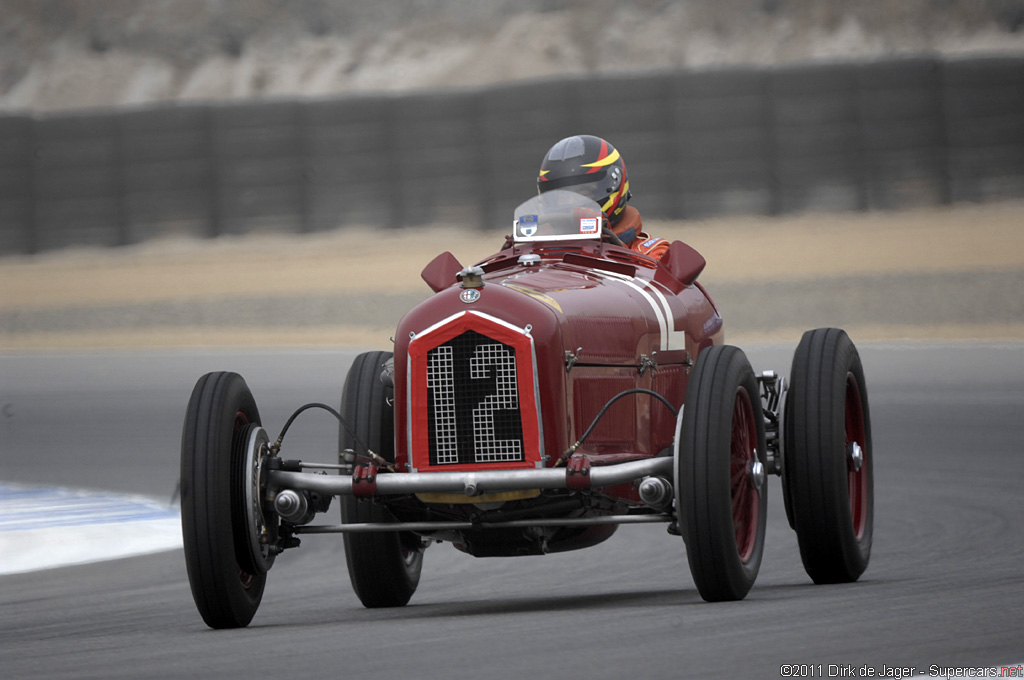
[565,347,582,373]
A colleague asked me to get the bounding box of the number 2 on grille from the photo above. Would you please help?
[427,342,524,465]
[470,344,521,462]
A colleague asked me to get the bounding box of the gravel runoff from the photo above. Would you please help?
[3,269,1022,348]
[4,201,1023,349]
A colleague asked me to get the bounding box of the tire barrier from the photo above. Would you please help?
[0,56,1021,254]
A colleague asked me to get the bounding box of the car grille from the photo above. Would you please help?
[425,330,526,466]
[408,311,543,472]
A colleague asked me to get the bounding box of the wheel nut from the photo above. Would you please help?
[749,457,766,491]
[848,442,864,472]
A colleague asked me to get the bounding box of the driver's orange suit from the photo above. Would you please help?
[612,206,670,260]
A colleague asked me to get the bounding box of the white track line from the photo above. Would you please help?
[0,482,181,575]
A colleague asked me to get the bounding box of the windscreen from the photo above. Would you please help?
[512,190,607,243]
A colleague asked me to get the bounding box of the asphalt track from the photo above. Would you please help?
[1,343,1022,679]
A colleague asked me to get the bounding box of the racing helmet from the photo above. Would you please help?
[537,135,630,225]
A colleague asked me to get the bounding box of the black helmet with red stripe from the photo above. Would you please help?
[537,135,630,225]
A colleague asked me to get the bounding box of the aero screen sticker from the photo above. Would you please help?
[579,217,599,235]
[517,214,538,238]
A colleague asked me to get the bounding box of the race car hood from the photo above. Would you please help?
[390,243,721,472]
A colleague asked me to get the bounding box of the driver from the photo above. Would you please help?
[537,134,669,259]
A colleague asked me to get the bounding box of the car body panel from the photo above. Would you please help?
[393,238,723,481]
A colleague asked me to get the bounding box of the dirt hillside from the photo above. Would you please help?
[3,0,1024,112]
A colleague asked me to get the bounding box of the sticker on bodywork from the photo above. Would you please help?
[516,214,539,238]
[579,217,599,235]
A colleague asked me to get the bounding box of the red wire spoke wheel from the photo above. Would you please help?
[730,386,760,563]
[846,372,870,541]
[676,345,768,602]
[784,328,874,584]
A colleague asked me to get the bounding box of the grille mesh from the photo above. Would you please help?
[426,346,458,464]
[425,330,525,466]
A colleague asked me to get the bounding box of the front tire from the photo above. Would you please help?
[676,345,768,602]
[784,328,873,584]
[180,372,268,629]
[340,351,423,608]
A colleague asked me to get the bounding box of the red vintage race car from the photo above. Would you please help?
[180,190,873,629]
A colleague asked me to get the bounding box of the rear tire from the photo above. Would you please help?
[340,351,423,608]
[784,328,873,584]
[181,372,268,629]
[676,345,768,602]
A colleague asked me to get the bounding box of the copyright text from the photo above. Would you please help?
[778,665,1024,679]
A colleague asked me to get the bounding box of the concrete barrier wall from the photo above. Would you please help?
[1,56,1021,254]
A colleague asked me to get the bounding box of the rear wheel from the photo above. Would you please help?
[340,351,423,608]
[181,372,272,629]
[784,328,873,584]
[676,345,768,602]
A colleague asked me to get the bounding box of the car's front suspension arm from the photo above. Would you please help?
[292,513,672,534]
[267,456,674,499]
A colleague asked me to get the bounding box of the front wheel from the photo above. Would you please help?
[676,345,768,602]
[340,351,423,608]
[181,372,273,629]
[784,328,873,584]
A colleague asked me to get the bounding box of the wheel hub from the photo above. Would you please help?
[748,452,766,492]
[243,425,277,573]
[848,441,864,472]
